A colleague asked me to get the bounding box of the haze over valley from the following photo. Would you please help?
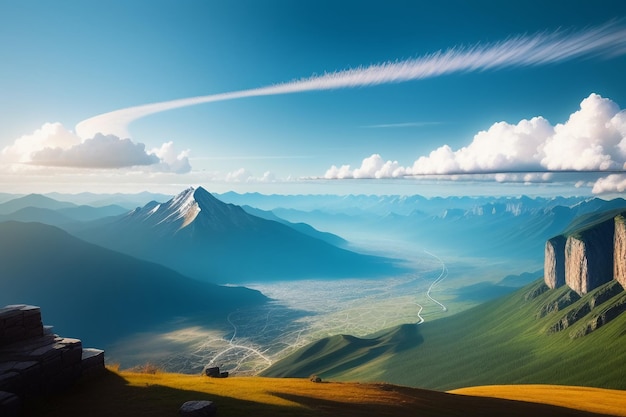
[2,2,626,416]
[1,188,625,384]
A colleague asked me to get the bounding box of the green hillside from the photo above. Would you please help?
[263,279,626,390]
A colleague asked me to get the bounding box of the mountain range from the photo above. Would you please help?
[240,195,626,266]
[0,193,128,224]
[69,187,404,283]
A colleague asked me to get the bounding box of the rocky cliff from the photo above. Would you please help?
[564,218,614,295]
[540,210,626,338]
[544,211,624,296]
[544,236,566,289]
[614,214,626,289]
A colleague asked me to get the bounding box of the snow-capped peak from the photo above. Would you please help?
[156,187,201,228]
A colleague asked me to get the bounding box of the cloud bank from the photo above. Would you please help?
[225,168,276,183]
[29,134,159,168]
[76,21,626,139]
[324,93,626,193]
[1,123,190,173]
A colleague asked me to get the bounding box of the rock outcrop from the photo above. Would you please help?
[179,400,217,417]
[545,213,621,296]
[614,214,626,289]
[564,218,614,295]
[0,305,105,416]
[544,236,566,289]
[541,211,626,337]
[541,280,625,339]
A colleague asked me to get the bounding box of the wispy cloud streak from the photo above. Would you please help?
[76,21,626,139]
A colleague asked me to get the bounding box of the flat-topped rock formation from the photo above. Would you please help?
[545,211,625,296]
[542,211,626,338]
[0,304,105,417]
[614,214,626,289]
[544,236,566,289]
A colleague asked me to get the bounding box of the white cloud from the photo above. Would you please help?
[76,21,626,139]
[2,123,192,173]
[149,141,191,173]
[260,171,276,182]
[591,174,626,194]
[225,168,253,182]
[541,94,625,170]
[324,155,408,179]
[324,164,353,179]
[2,122,81,163]
[30,133,159,168]
[225,168,277,183]
[323,93,626,194]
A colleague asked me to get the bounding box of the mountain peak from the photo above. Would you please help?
[192,186,220,206]
[128,186,249,232]
[165,187,202,228]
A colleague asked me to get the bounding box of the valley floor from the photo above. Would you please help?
[22,368,626,417]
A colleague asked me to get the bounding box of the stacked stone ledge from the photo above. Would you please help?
[0,304,105,416]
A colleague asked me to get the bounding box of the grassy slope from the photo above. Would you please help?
[452,385,626,417]
[264,280,626,390]
[23,369,625,417]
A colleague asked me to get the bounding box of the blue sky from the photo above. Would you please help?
[1,0,626,196]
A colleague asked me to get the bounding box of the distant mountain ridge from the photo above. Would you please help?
[0,193,128,224]
[0,194,76,214]
[217,192,592,217]
[247,195,626,266]
[70,187,405,283]
[240,204,347,247]
[45,191,173,209]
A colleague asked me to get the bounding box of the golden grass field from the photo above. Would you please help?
[451,385,626,417]
[22,368,626,417]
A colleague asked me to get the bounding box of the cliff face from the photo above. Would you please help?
[564,237,588,295]
[546,210,626,296]
[544,236,566,289]
[614,215,626,289]
[564,219,614,296]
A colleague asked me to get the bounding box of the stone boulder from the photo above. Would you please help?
[179,400,217,417]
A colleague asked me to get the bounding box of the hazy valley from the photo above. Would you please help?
[2,188,626,390]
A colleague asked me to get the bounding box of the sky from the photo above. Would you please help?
[2,0,626,197]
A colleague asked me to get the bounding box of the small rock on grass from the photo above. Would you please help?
[179,400,217,417]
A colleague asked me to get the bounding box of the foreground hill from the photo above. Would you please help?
[71,187,405,283]
[263,279,626,390]
[0,221,266,348]
[23,369,625,417]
